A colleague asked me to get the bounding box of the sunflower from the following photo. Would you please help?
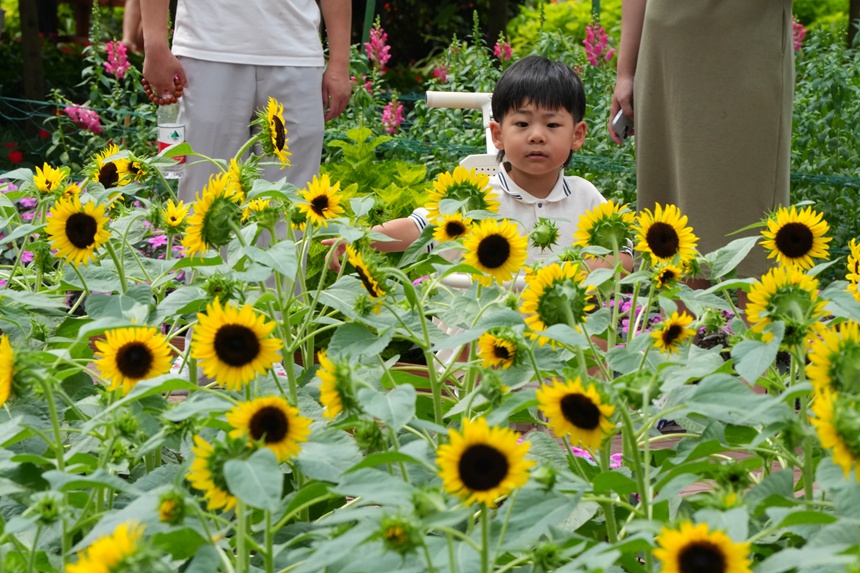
[162,199,190,229]
[227,396,312,462]
[186,434,238,511]
[0,335,14,408]
[45,195,111,266]
[654,264,685,289]
[810,388,860,480]
[225,158,249,200]
[66,521,146,573]
[760,205,831,270]
[257,97,291,168]
[346,245,386,299]
[433,212,472,243]
[519,261,595,345]
[806,321,860,396]
[317,349,356,421]
[181,173,243,258]
[33,163,66,194]
[634,203,699,266]
[62,182,82,199]
[126,157,148,182]
[157,491,185,524]
[462,218,528,286]
[845,239,860,303]
[476,331,518,369]
[90,144,130,189]
[424,166,499,222]
[242,198,272,222]
[436,416,534,506]
[653,521,752,573]
[746,265,828,348]
[573,200,635,253]
[94,327,173,395]
[190,298,284,391]
[536,377,615,448]
[297,173,345,227]
[651,311,696,355]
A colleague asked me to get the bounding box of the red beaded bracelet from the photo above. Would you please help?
[142,76,184,106]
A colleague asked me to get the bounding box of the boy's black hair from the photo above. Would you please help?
[491,55,586,166]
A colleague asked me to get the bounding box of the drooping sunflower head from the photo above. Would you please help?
[181,172,243,258]
[190,298,284,391]
[634,203,699,266]
[66,520,147,573]
[462,218,529,286]
[519,261,595,345]
[186,434,239,511]
[760,205,831,270]
[346,245,387,299]
[432,212,473,243]
[746,265,828,348]
[162,199,190,230]
[45,195,112,267]
[33,163,67,194]
[225,158,250,200]
[0,335,15,408]
[424,166,499,221]
[227,396,312,462]
[157,490,186,525]
[573,200,636,254]
[806,321,860,396]
[125,155,149,182]
[653,521,752,573]
[653,264,685,289]
[255,97,292,168]
[536,377,615,448]
[241,197,276,225]
[316,349,357,421]
[62,182,82,199]
[651,311,697,355]
[297,173,345,227]
[436,416,534,506]
[477,330,520,370]
[810,388,860,480]
[90,144,131,189]
[94,327,173,395]
[845,238,860,303]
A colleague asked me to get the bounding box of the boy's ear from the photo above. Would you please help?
[571,121,587,151]
[490,120,504,151]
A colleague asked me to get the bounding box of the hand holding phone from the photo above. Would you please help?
[612,109,634,141]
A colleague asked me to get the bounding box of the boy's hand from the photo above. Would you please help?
[321,237,347,272]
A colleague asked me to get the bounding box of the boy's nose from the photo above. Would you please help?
[528,129,546,143]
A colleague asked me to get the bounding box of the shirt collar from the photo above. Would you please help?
[495,163,570,204]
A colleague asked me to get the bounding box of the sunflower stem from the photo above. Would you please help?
[480,503,490,573]
[233,137,259,166]
[103,241,128,294]
[69,263,91,297]
[265,510,274,573]
[39,376,65,472]
[598,439,619,544]
[236,500,249,573]
[26,524,41,573]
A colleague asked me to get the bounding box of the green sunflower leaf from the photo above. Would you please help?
[223,448,283,511]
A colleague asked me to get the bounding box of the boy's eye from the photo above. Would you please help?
[547,123,561,128]
[514,121,529,128]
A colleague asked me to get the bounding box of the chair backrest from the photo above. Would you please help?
[459,153,498,176]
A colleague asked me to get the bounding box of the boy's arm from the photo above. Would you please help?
[320,0,352,122]
[141,0,187,96]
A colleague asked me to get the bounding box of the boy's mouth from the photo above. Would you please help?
[526,151,548,159]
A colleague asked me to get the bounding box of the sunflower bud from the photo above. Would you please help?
[379,514,421,556]
[201,196,242,248]
[204,274,243,304]
[478,370,507,407]
[158,490,186,525]
[530,464,557,491]
[530,217,560,252]
[412,488,447,519]
[354,420,386,453]
[114,410,140,439]
[555,246,582,263]
[30,491,65,524]
[532,541,564,571]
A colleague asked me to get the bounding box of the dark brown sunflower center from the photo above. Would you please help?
[662,324,684,346]
[493,344,511,360]
[678,540,726,573]
[98,162,119,188]
[249,406,289,443]
[458,444,509,491]
[774,222,814,258]
[645,222,680,259]
[477,234,511,269]
[560,393,601,430]
[445,221,467,238]
[272,116,286,151]
[355,265,383,297]
[213,325,261,367]
[310,196,331,217]
[65,212,98,248]
[115,342,154,379]
[659,269,677,284]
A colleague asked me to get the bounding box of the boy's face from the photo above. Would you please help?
[490,102,587,184]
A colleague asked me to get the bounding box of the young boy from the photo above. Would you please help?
[328,55,632,272]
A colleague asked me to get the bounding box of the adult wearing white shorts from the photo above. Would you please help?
[140,0,352,201]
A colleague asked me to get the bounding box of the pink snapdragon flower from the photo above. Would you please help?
[493,40,512,62]
[64,106,104,134]
[148,234,168,248]
[570,447,623,469]
[351,74,373,94]
[21,251,34,263]
[792,17,807,52]
[584,24,615,66]
[382,99,404,134]
[364,25,391,70]
[103,40,130,79]
[432,65,449,84]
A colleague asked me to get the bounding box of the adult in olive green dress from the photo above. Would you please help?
[610,0,794,281]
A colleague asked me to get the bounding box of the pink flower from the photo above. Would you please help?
[792,17,807,52]
[351,74,373,94]
[382,99,404,134]
[432,65,449,84]
[21,211,35,221]
[493,40,512,62]
[103,40,130,79]
[21,251,34,263]
[584,24,615,66]
[64,106,104,134]
[19,197,37,209]
[412,275,430,286]
[148,234,168,248]
[364,25,391,70]
[570,447,623,469]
